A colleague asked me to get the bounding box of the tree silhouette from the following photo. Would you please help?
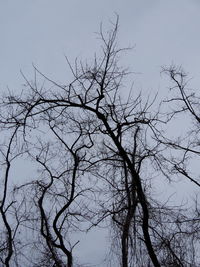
[0,18,199,267]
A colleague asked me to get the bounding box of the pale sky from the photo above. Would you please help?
[1,0,200,91]
[1,1,200,266]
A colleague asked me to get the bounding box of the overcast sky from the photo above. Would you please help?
[1,1,200,266]
[1,0,200,91]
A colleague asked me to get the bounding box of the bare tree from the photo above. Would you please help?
[0,18,199,267]
[0,128,18,267]
[159,65,200,186]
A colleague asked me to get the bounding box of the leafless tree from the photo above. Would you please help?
[0,18,199,267]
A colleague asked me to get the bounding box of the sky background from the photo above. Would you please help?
[1,0,200,92]
[1,1,200,266]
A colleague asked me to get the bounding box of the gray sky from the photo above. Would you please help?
[1,0,200,91]
[1,0,200,265]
